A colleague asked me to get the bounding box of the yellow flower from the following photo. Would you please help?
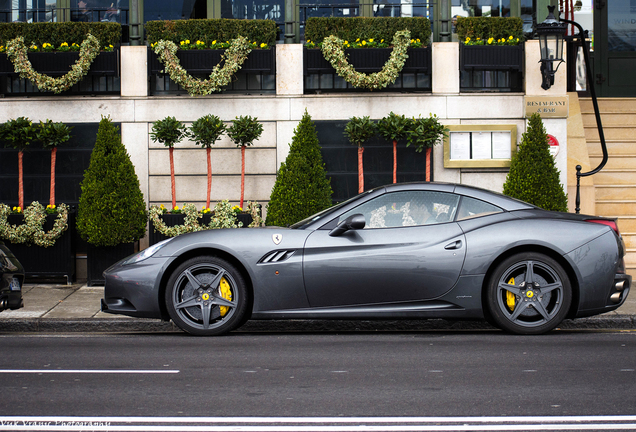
[509,35,514,40]
[381,39,384,43]
[465,37,470,42]
[356,38,360,42]
[180,41,185,45]
[488,37,494,44]
[174,205,179,210]
[185,39,190,44]
[109,44,113,48]
[369,38,374,43]
[61,42,68,47]
[212,40,217,45]
[260,42,267,48]
[362,40,366,45]
[416,38,420,42]
[160,204,165,209]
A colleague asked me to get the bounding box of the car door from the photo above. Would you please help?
[302,190,467,308]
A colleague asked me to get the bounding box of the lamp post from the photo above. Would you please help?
[534,6,608,214]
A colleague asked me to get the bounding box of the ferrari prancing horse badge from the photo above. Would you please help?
[272,233,283,245]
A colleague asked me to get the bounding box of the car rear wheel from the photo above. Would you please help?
[487,252,571,335]
[166,256,248,336]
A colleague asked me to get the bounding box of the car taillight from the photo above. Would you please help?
[586,219,620,235]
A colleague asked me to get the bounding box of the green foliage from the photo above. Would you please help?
[227,115,264,147]
[455,16,524,43]
[503,113,568,212]
[3,117,36,151]
[77,117,148,246]
[266,110,332,227]
[37,120,73,148]
[376,112,410,142]
[188,114,226,148]
[145,19,277,46]
[344,116,376,146]
[0,22,121,48]
[150,116,187,148]
[306,17,431,45]
[407,114,447,152]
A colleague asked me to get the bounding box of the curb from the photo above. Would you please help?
[0,316,634,333]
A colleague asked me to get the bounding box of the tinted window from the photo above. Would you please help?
[338,191,460,229]
[456,196,502,221]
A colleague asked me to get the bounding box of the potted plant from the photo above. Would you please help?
[266,110,333,227]
[406,114,448,181]
[377,112,411,184]
[188,114,226,210]
[150,116,187,210]
[344,116,376,193]
[77,116,147,286]
[227,115,264,209]
[2,117,36,210]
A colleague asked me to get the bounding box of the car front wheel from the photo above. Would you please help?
[166,256,248,336]
[487,252,571,335]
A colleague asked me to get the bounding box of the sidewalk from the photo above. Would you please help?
[0,282,635,333]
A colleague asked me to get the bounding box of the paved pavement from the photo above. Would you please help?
[1,282,635,333]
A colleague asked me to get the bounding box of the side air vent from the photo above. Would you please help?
[258,250,296,264]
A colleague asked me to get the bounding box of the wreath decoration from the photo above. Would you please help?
[153,36,253,96]
[5,34,100,94]
[320,29,411,90]
[0,202,69,247]
[149,201,246,237]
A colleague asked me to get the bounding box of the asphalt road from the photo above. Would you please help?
[1,330,635,430]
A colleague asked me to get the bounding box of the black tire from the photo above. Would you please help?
[487,252,571,335]
[166,255,248,336]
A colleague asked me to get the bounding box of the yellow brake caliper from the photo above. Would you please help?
[219,277,233,317]
[506,277,516,312]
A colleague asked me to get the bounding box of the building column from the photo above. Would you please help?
[120,45,148,97]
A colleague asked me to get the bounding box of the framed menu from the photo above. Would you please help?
[444,125,517,168]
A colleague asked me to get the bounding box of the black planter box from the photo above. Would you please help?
[304,47,431,75]
[5,212,76,284]
[87,242,135,286]
[149,213,255,246]
[460,44,524,71]
[0,50,119,76]
[148,47,276,75]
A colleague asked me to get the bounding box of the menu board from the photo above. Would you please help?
[449,131,512,160]
[450,132,470,160]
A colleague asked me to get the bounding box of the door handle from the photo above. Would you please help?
[444,240,462,250]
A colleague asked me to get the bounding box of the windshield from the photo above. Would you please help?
[290,191,374,229]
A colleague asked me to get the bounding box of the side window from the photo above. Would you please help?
[338,191,460,229]
[456,196,502,221]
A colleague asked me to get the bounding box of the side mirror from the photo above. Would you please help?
[329,214,366,237]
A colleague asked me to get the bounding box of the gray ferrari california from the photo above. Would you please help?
[102,182,631,335]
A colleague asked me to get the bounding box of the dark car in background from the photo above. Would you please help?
[102,182,632,336]
[0,240,24,312]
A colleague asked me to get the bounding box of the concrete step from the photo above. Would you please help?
[596,186,636,201]
[624,250,636,266]
[623,233,636,249]
[585,127,636,142]
[596,200,636,216]
[587,140,636,156]
[582,113,636,127]
[616,217,636,233]
[580,98,636,114]
[594,169,636,185]
[590,155,636,169]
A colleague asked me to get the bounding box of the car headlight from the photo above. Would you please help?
[121,238,173,265]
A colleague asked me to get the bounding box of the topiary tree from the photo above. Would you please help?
[227,115,264,209]
[37,120,73,208]
[407,114,447,181]
[344,116,376,193]
[77,116,148,247]
[150,116,187,210]
[266,110,333,227]
[376,112,410,184]
[3,117,37,210]
[503,113,568,212]
[188,114,226,210]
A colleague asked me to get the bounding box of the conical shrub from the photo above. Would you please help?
[503,113,568,212]
[266,110,332,226]
[77,116,148,246]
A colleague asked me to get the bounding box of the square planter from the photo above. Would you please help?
[148,47,276,76]
[0,50,119,76]
[5,212,76,284]
[460,44,524,71]
[87,242,135,287]
[149,213,254,246]
[304,47,431,75]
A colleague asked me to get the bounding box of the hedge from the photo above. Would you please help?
[146,19,278,46]
[455,17,524,43]
[0,22,121,48]
[305,17,432,45]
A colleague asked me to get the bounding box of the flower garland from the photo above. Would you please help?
[5,34,100,94]
[152,36,253,96]
[0,202,69,247]
[247,201,264,228]
[320,30,411,90]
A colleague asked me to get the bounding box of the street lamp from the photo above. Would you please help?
[535,5,566,90]
[535,6,608,214]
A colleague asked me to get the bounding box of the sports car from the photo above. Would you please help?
[102,182,631,335]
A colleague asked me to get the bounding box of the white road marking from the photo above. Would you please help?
[0,370,179,374]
